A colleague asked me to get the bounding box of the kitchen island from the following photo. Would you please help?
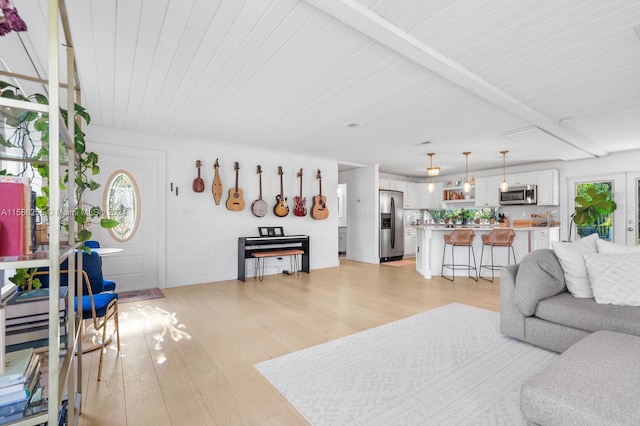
[415,225,560,279]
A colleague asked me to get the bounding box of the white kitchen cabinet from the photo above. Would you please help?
[532,227,560,250]
[474,176,501,207]
[506,172,536,187]
[404,182,420,208]
[392,180,408,196]
[404,227,416,256]
[418,182,444,208]
[535,169,559,205]
[379,178,392,190]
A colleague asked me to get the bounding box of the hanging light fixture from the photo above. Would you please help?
[426,152,439,192]
[500,150,509,192]
[463,152,471,193]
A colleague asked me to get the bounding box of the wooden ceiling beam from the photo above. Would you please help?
[305,0,606,158]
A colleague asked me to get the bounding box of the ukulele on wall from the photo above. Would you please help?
[294,168,307,217]
[212,159,223,205]
[311,169,329,220]
[226,162,245,211]
[193,160,205,193]
[274,166,289,217]
[251,165,268,217]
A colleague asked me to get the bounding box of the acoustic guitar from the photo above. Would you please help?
[251,165,268,217]
[274,166,289,217]
[193,160,205,193]
[311,169,329,220]
[226,162,245,211]
[293,168,307,217]
[212,159,222,205]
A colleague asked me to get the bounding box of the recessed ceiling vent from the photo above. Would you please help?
[344,121,367,128]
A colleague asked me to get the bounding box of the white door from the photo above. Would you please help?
[83,143,167,290]
[625,172,640,247]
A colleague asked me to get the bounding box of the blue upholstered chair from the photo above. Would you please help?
[84,240,101,248]
[29,250,120,381]
[37,250,116,292]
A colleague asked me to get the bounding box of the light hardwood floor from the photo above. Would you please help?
[77,259,500,425]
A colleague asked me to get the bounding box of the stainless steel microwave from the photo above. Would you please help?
[499,184,537,205]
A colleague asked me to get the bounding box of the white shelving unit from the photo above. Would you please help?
[0,1,82,424]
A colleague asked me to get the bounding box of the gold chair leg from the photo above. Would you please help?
[97,319,108,381]
[114,303,120,351]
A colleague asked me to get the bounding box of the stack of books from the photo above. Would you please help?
[4,287,68,351]
[0,348,41,424]
[0,176,37,257]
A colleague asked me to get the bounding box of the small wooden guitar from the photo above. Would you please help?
[193,160,205,193]
[212,159,222,205]
[311,169,329,220]
[294,168,307,217]
[251,165,268,217]
[226,162,245,211]
[274,166,289,217]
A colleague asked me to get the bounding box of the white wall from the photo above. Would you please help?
[339,165,380,264]
[85,125,339,287]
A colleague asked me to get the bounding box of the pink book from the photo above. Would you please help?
[0,179,26,256]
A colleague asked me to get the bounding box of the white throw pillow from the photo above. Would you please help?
[583,253,640,306]
[551,233,599,298]
[596,239,640,254]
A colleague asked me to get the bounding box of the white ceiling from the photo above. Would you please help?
[1,0,640,177]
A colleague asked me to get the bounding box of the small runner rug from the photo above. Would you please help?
[117,288,164,304]
[255,303,557,425]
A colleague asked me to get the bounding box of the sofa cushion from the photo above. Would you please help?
[520,331,640,425]
[596,238,640,254]
[551,233,599,298]
[584,253,640,306]
[513,249,566,316]
[534,292,640,337]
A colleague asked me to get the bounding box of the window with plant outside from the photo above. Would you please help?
[573,181,615,242]
[104,170,140,242]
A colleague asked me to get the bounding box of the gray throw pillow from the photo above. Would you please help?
[513,249,567,316]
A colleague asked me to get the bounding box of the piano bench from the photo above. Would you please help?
[252,249,305,281]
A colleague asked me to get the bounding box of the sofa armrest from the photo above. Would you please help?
[500,264,527,341]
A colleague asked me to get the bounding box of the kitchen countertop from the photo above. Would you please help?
[411,225,559,231]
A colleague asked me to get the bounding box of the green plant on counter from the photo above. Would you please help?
[428,209,446,222]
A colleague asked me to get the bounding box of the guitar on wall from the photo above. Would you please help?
[212,159,223,205]
[193,160,205,193]
[294,168,307,217]
[226,162,245,211]
[311,169,329,220]
[251,165,268,217]
[274,166,289,217]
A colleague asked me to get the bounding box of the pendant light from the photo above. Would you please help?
[426,152,439,192]
[500,150,509,192]
[463,152,471,193]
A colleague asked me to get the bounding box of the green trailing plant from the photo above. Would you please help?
[0,80,118,247]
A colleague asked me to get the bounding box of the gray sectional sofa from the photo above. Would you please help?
[500,248,640,353]
[500,242,640,424]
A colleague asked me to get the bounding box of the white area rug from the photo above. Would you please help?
[255,303,557,425]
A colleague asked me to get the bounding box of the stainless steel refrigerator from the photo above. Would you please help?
[379,190,404,262]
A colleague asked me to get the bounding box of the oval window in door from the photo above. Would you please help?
[103,169,141,242]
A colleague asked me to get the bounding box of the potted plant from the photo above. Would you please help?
[1,81,118,290]
[1,80,118,245]
[570,185,617,240]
